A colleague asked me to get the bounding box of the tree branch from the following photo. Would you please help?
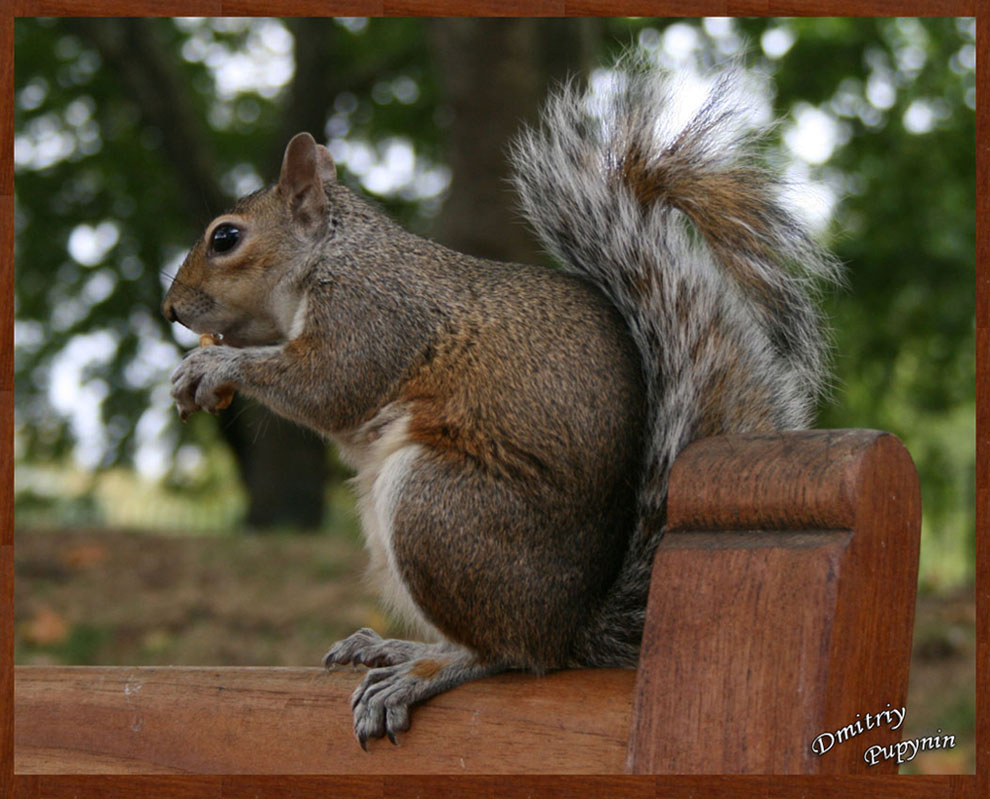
[67,18,226,225]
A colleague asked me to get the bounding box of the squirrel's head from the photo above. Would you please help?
[162,132,337,347]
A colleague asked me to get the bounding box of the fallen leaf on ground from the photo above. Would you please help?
[22,606,70,645]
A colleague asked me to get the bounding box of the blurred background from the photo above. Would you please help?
[12,17,975,772]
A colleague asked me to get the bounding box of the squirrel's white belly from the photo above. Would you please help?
[336,406,442,641]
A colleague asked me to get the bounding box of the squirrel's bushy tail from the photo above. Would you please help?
[511,57,840,666]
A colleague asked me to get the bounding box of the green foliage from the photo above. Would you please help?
[787,18,977,589]
[13,18,440,474]
[16,621,112,666]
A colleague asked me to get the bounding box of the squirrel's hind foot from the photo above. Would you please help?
[350,653,496,749]
[326,631,497,748]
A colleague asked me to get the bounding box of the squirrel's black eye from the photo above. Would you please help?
[210,223,240,255]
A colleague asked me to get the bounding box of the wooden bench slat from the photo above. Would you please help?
[15,666,635,774]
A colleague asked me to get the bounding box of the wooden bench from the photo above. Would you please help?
[14,429,921,775]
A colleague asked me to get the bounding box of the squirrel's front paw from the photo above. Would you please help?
[170,347,239,421]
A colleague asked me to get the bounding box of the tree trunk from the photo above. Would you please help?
[427,18,599,264]
[223,20,339,531]
[221,399,329,530]
[74,18,332,531]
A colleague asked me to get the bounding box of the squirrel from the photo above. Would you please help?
[162,57,839,747]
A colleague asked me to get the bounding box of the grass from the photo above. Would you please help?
[13,526,402,668]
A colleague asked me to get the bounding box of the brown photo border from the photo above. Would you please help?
[1,2,985,797]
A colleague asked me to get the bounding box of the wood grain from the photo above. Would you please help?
[226,0,383,14]
[12,1,223,13]
[10,0,978,11]
[1,548,12,799]
[384,0,564,13]
[664,429,898,531]
[493,776,654,798]
[19,776,222,798]
[650,776,977,799]
[14,666,636,774]
[220,776,384,799]
[628,430,921,774]
[9,774,981,798]
[564,0,976,12]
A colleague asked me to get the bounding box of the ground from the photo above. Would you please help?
[13,527,402,668]
[12,527,976,774]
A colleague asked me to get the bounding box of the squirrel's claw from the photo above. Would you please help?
[349,663,415,747]
[170,346,238,420]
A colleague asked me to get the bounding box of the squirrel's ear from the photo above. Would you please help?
[278,133,336,228]
[314,143,337,184]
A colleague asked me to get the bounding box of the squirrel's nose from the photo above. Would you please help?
[162,298,179,324]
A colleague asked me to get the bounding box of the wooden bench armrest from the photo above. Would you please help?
[628,429,921,774]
